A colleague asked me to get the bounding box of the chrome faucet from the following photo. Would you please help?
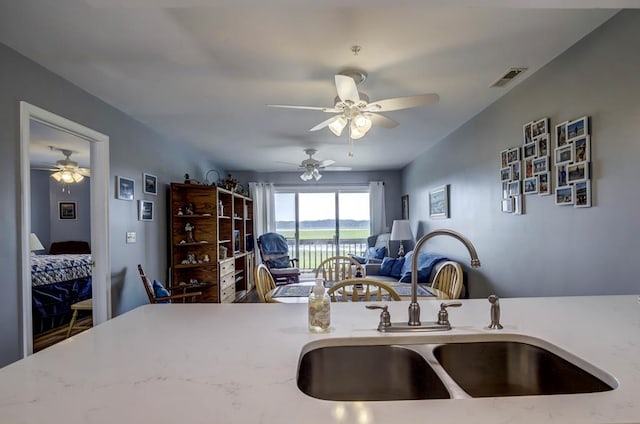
[407,229,481,327]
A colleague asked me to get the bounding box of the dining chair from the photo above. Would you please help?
[255,263,278,303]
[327,278,401,302]
[137,264,202,303]
[431,261,463,299]
[315,255,363,283]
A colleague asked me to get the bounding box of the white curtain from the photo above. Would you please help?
[369,181,387,235]
[249,182,276,263]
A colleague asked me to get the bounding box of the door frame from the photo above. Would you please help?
[19,101,111,357]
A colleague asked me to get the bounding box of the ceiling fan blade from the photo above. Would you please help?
[319,159,335,168]
[368,113,399,129]
[324,166,352,171]
[78,168,91,177]
[267,104,338,113]
[31,167,58,171]
[310,115,342,132]
[335,75,360,103]
[364,93,440,112]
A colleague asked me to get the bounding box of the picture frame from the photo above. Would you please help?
[538,172,551,195]
[573,135,591,162]
[523,142,537,159]
[513,195,523,215]
[555,121,568,147]
[502,181,509,199]
[523,177,538,194]
[500,149,509,168]
[500,167,512,182]
[143,173,158,195]
[567,116,588,141]
[532,117,549,138]
[501,198,514,213]
[117,176,135,201]
[574,181,591,208]
[523,121,533,144]
[556,164,568,187]
[555,186,574,205]
[429,185,449,219]
[566,161,590,183]
[535,133,549,157]
[507,147,520,164]
[555,145,573,166]
[508,181,520,197]
[138,200,154,221]
[59,201,77,220]
[511,161,521,181]
[401,194,410,220]
[524,158,534,179]
[532,156,549,175]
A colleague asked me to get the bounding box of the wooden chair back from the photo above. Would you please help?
[255,264,277,303]
[431,261,463,299]
[315,256,362,282]
[327,278,401,302]
[137,264,202,303]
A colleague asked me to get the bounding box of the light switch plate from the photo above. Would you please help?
[126,232,136,243]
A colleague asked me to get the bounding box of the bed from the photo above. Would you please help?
[31,243,92,335]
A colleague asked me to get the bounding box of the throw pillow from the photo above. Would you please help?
[152,280,171,303]
[380,257,405,279]
[390,257,405,279]
[350,254,368,264]
[366,246,386,260]
[269,256,291,268]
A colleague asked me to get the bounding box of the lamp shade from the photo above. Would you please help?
[390,220,413,241]
[29,233,45,251]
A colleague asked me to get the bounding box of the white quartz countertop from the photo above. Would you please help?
[1,295,639,423]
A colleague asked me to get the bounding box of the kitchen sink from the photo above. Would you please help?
[297,344,450,401]
[433,341,615,397]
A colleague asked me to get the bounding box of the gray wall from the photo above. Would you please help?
[49,174,91,246]
[232,170,403,233]
[403,10,640,299]
[0,42,223,367]
[30,170,51,251]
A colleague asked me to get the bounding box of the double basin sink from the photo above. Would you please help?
[297,335,617,401]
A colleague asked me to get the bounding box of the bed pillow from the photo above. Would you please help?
[152,280,171,303]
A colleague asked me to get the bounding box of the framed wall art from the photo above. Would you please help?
[143,173,158,195]
[139,200,154,221]
[401,194,410,220]
[59,201,77,220]
[117,176,135,201]
[574,181,591,208]
[555,186,574,205]
[554,115,592,207]
[429,185,449,219]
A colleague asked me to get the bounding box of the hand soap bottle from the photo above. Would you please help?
[308,278,330,333]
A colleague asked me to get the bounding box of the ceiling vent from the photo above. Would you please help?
[490,67,528,88]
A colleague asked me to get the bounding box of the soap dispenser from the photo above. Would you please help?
[308,278,330,333]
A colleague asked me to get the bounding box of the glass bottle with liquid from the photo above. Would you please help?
[308,278,330,333]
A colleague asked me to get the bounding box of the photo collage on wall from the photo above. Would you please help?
[554,116,592,207]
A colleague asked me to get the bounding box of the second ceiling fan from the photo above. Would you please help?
[268,69,439,139]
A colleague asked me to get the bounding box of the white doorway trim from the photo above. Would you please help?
[19,101,111,357]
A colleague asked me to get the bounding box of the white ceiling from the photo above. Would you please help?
[1,1,634,172]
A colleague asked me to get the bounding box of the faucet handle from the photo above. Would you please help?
[437,302,462,326]
[366,304,392,330]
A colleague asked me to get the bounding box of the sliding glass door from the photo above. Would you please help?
[275,188,370,271]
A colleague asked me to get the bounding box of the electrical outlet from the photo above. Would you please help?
[126,232,136,244]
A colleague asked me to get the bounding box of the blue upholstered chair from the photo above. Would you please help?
[257,233,300,285]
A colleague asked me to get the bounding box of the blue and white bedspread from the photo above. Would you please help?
[31,254,92,287]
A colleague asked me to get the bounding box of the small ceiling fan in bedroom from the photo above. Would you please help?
[33,147,90,192]
[268,69,439,141]
[283,149,351,181]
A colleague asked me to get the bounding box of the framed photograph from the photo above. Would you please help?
[555,186,574,205]
[574,181,591,208]
[556,164,568,187]
[401,194,410,220]
[555,145,573,166]
[500,167,512,182]
[523,122,533,144]
[567,161,590,183]
[573,135,591,162]
[502,181,509,199]
[138,200,154,221]
[501,198,514,213]
[143,173,158,195]
[523,142,537,159]
[538,172,551,195]
[524,158,534,179]
[567,116,588,141]
[523,177,538,194]
[507,147,520,164]
[532,156,549,175]
[117,176,135,201]
[500,149,509,168]
[513,195,523,215]
[556,121,568,147]
[535,133,549,157]
[429,185,449,219]
[511,161,521,181]
[532,118,549,138]
[59,201,77,220]
[508,181,520,197]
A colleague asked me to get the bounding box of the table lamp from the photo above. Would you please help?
[30,233,45,252]
[390,220,413,257]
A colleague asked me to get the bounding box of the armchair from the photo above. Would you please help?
[257,232,300,285]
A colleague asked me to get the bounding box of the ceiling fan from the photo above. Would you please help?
[290,149,351,181]
[35,147,90,185]
[268,69,439,140]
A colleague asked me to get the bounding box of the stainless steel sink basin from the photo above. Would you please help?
[297,345,450,401]
[433,341,615,397]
